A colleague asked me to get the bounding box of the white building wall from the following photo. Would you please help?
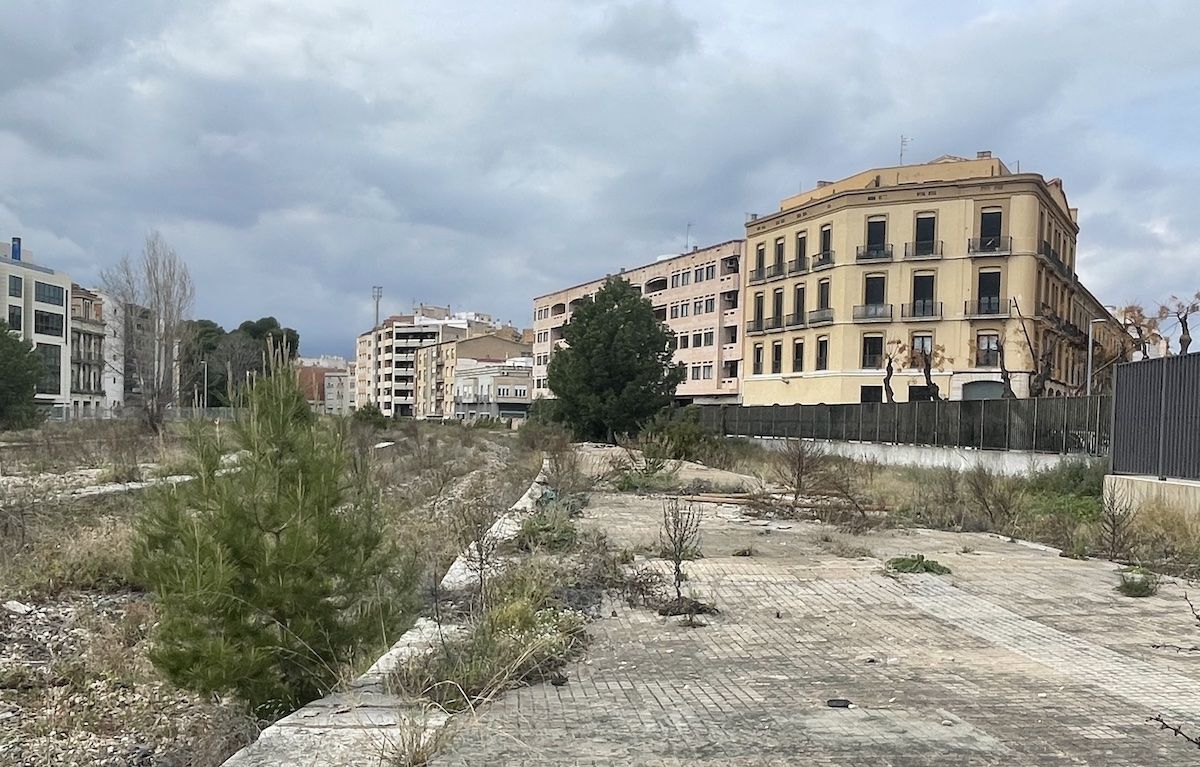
[2,240,73,415]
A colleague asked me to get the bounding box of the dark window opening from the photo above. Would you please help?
[792,339,804,372]
[864,275,886,305]
[860,385,883,403]
[771,342,782,374]
[862,335,883,368]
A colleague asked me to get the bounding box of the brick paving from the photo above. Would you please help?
[437,492,1200,766]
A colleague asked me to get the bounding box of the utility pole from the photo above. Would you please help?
[685,221,692,252]
[372,286,383,408]
[899,135,913,165]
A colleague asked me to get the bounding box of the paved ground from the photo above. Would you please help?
[437,491,1200,766]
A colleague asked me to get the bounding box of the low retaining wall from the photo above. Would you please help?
[222,462,549,767]
[753,437,1082,477]
[1104,474,1200,513]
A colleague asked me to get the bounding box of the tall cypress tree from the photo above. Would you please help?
[0,320,45,431]
[546,277,683,441]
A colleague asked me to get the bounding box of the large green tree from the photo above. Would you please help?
[0,321,46,431]
[179,316,300,406]
[547,277,683,441]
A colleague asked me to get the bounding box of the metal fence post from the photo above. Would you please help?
[1062,397,1069,453]
[979,402,985,450]
[1157,358,1168,480]
[1005,398,1011,451]
[1032,397,1039,453]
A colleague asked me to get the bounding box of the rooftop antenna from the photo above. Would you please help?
[371,286,383,407]
[899,135,913,165]
[685,221,692,252]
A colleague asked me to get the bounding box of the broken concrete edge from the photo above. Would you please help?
[221,457,551,766]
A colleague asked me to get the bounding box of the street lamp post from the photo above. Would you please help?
[1086,318,1106,396]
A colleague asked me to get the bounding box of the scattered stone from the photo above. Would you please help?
[550,671,568,687]
[1037,692,1047,699]
[3,600,33,615]
[826,698,852,708]
[941,719,954,726]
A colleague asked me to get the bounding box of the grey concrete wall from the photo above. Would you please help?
[1104,474,1200,513]
[753,437,1085,477]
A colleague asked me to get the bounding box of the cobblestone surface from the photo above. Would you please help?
[437,492,1200,766]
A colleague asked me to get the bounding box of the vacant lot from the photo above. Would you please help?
[437,484,1200,765]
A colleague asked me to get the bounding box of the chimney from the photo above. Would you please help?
[816,180,832,188]
[10,237,20,262]
[749,213,758,221]
[976,151,992,159]
[692,245,698,252]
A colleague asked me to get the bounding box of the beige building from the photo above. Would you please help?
[3,237,73,416]
[531,240,744,403]
[415,333,532,419]
[69,285,106,417]
[739,153,1126,405]
[453,360,534,420]
[355,304,500,418]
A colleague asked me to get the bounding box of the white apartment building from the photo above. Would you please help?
[355,305,499,418]
[531,240,744,403]
[453,357,534,420]
[2,237,73,416]
[323,369,354,415]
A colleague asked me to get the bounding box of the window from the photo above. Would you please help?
[752,344,764,375]
[864,274,886,305]
[860,385,883,403]
[35,343,60,394]
[681,271,691,286]
[980,208,1003,250]
[753,292,764,323]
[819,225,832,255]
[34,282,64,306]
[725,325,738,344]
[671,273,680,289]
[793,284,805,317]
[7,304,21,331]
[866,216,887,251]
[670,304,680,319]
[678,333,690,349]
[705,264,716,280]
[862,335,883,368]
[694,267,704,282]
[704,297,715,313]
[515,386,527,397]
[795,232,807,260]
[702,364,714,380]
[912,273,935,316]
[703,330,714,346]
[692,332,703,347]
[915,213,936,254]
[771,341,783,374]
[691,365,701,381]
[774,237,785,268]
[34,310,63,336]
[772,288,784,321]
[694,299,704,315]
[755,243,765,272]
[977,332,1000,367]
[816,337,829,370]
[8,275,20,298]
[817,279,830,310]
[792,339,804,372]
[978,270,1002,313]
[911,333,933,368]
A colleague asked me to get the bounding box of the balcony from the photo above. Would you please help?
[765,263,787,281]
[862,353,884,369]
[968,235,1012,256]
[901,300,943,320]
[976,350,1001,368]
[1039,241,1068,274]
[785,312,806,328]
[807,307,834,325]
[812,251,835,270]
[746,319,767,335]
[788,257,808,275]
[904,240,943,259]
[965,297,1011,318]
[748,267,767,284]
[765,316,784,332]
[853,303,893,322]
[855,244,893,262]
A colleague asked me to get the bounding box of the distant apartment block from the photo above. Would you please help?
[414,333,532,419]
[531,240,744,403]
[739,153,1125,405]
[355,304,502,418]
[2,237,73,416]
[69,285,107,417]
[454,360,533,420]
[323,369,354,415]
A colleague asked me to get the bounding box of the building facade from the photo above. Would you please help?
[69,285,106,416]
[531,239,744,403]
[355,305,499,418]
[415,333,532,419]
[323,369,353,415]
[739,153,1125,405]
[2,237,73,416]
[453,360,533,420]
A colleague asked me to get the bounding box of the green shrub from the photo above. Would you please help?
[1117,566,1160,597]
[134,363,418,718]
[886,554,951,575]
[1028,458,1105,497]
[350,403,389,430]
[514,505,578,552]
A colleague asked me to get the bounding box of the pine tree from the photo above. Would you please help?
[134,355,417,717]
[546,277,684,441]
[0,320,46,431]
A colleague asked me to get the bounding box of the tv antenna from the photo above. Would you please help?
[685,221,692,252]
[899,135,913,165]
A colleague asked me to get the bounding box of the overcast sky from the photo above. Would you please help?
[2,1,1197,356]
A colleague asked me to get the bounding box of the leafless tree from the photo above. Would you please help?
[1121,303,1162,360]
[770,439,831,512]
[1158,292,1200,355]
[101,231,195,432]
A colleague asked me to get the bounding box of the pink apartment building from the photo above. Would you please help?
[531,240,744,403]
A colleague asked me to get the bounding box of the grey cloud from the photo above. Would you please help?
[584,1,699,67]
